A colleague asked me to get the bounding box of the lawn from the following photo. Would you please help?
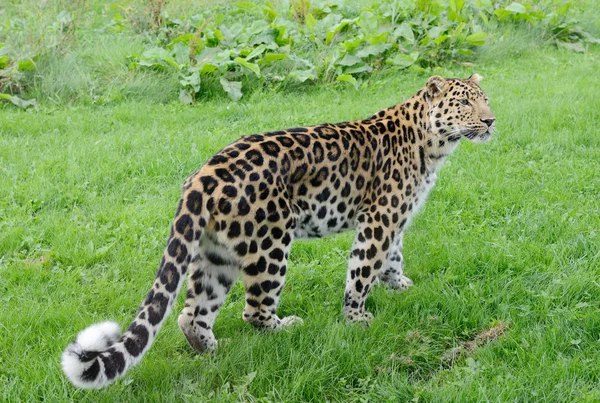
[1,2,600,402]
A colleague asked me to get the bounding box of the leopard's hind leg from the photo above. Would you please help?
[239,224,303,330]
[178,231,240,353]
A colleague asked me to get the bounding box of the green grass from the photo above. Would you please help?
[2,0,600,400]
[2,44,600,401]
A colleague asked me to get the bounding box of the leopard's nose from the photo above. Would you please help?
[481,118,495,127]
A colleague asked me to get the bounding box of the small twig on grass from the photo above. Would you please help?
[442,321,510,365]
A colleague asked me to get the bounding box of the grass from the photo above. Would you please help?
[1,1,600,402]
[2,45,600,402]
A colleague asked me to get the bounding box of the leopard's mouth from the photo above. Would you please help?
[478,131,493,142]
[462,127,493,143]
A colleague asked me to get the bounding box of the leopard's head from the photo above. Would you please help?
[425,74,495,143]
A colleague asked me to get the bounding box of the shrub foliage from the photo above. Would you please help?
[0,0,598,105]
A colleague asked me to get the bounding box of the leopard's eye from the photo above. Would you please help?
[460,99,470,106]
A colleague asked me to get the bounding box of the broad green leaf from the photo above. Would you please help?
[434,34,450,45]
[214,14,225,25]
[273,22,289,45]
[287,69,316,82]
[408,64,426,73]
[455,22,466,37]
[173,42,190,65]
[356,44,392,58]
[387,52,419,68]
[220,77,243,101]
[261,53,288,63]
[17,59,36,71]
[336,53,363,67]
[449,0,464,13]
[246,45,266,61]
[336,74,358,89]
[262,4,278,21]
[529,11,546,21]
[448,9,461,23]
[416,0,443,16]
[504,2,527,14]
[180,68,201,92]
[326,18,354,45]
[326,31,336,45]
[305,13,316,30]
[366,31,388,45]
[169,33,195,46]
[0,93,37,109]
[580,30,600,45]
[476,0,493,12]
[343,63,372,74]
[494,9,513,21]
[236,1,260,12]
[428,26,443,40]
[248,20,270,36]
[556,40,585,53]
[199,63,219,74]
[179,90,193,105]
[215,49,235,65]
[358,11,378,34]
[479,11,489,25]
[0,56,9,69]
[466,32,487,46]
[249,30,277,47]
[213,29,225,42]
[288,55,314,69]
[234,57,261,76]
[340,36,364,53]
[448,0,464,22]
[394,22,415,44]
[139,47,180,69]
[557,2,571,17]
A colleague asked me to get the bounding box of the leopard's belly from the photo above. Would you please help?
[293,203,356,239]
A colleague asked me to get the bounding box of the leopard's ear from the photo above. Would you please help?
[468,73,483,84]
[426,76,447,98]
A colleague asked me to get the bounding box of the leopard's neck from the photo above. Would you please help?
[370,90,460,174]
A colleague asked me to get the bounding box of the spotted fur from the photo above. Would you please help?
[62,75,495,388]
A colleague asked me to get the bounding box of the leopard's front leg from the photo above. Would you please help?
[378,231,413,291]
[343,214,396,324]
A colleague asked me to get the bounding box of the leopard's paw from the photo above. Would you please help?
[279,315,304,328]
[386,275,414,291]
[345,310,374,326]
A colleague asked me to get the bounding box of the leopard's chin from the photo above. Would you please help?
[466,130,493,144]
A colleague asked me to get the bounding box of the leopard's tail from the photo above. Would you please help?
[62,189,208,389]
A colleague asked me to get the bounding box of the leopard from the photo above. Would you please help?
[62,74,495,388]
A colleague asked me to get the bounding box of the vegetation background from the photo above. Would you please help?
[0,0,599,401]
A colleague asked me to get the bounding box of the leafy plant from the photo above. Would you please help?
[491,1,599,52]
[1,0,596,105]
[123,0,497,101]
[126,5,318,101]
[0,43,37,109]
[0,10,78,108]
